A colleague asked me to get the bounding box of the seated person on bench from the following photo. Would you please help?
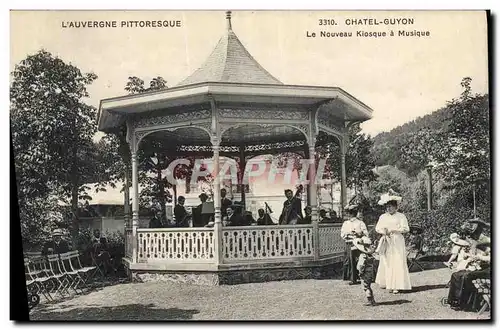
[446,241,490,312]
[41,229,70,256]
[91,229,116,276]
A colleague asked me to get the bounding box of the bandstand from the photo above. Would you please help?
[97,11,373,285]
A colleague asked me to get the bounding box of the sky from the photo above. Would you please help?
[10,10,489,137]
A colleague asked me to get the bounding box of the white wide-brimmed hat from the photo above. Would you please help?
[344,204,359,211]
[449,233,470,247]
[467,218,490,229]
[377,189,403,206]
[52,228,64,236]
[352,236,374,254]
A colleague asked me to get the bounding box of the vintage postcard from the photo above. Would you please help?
[11,10,490,321]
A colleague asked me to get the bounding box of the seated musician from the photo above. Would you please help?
[330,210,340,223]
[256,209,274,225]
[220,188,233,219]
[341,204,369,285]
[193,193,211,227]
[319,209,332,223]
[299,206,312,224]
[243,210,256,226]
[226,206,245,226]
[279,189,303,225]
[148,206,164,228]
[174,196,189,227]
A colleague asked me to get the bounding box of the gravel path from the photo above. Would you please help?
[30,268,490,320]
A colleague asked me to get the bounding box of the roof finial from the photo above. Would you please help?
[226,10,232,30]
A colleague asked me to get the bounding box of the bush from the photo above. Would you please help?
[103,230,125,266]
[74,228,94,266]
[405,206,486,253]
[74,228,125,267]
[20,197,65,251]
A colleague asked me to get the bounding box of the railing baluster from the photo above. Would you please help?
[131,225,349,264]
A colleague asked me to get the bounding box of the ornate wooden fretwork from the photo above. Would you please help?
[219,108,309,121]
[133,109,211,129]
[219,122,309,140]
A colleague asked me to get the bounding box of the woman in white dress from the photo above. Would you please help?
[375,193,412,293]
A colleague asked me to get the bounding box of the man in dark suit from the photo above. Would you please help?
[174,196,189,227]
[279,189,303,225]
[256,208,274,225]
[149,206,164,228]
[319,209,333,223]
[42,229,70,256]
[330,210,340,223]
[193,193,212,227]
[220,188,233,218]
[227,207,245,226]
[299,206,312,224]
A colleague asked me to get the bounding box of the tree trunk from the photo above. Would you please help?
[70,145,80,243]
[157,165,166,222]
[173,184,177,205]
[186,173,192,194]
[118,130,131,225]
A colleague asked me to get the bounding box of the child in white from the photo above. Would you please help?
[444,233,470,268]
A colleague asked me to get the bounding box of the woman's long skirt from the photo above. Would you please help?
[375,233,412,290]
[343,243,360,283]
[447,268,490,311]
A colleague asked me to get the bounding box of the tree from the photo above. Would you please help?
[366,165,414,211]
[399,128,447,177]
[137,139,174,215]
[124,76,167,94]
[99,76,170,218]
[430,78,490,221]
[346,125,378,195]
[317,123,378,194]
[371,106,451,174]
[435,78,490,191]
[11,50,99,240]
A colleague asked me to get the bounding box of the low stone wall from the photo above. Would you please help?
[133,272,220,286]
[126,261,344,286]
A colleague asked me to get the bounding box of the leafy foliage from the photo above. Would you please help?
[124,76,167,94]
[369,78,490,253]
[74,228,125,267]
[433,78,490,191]
[405,206,487,254]
[372,107,450,171]
[11,50,100,242]
[20,196,64,250]
[365,165,422,212]
[316,123,378,192]
[372,78,489,190]
[399,128,447,176]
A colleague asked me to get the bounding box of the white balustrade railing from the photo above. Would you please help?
[136,228,215,263]
[221,225,315,262]
[318,224,345,257]
[130,224,347,265]
[125,228,133,258]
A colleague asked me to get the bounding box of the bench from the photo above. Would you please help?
[472,278,490,315]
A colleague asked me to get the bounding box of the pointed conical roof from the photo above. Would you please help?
[177,11,283,87]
